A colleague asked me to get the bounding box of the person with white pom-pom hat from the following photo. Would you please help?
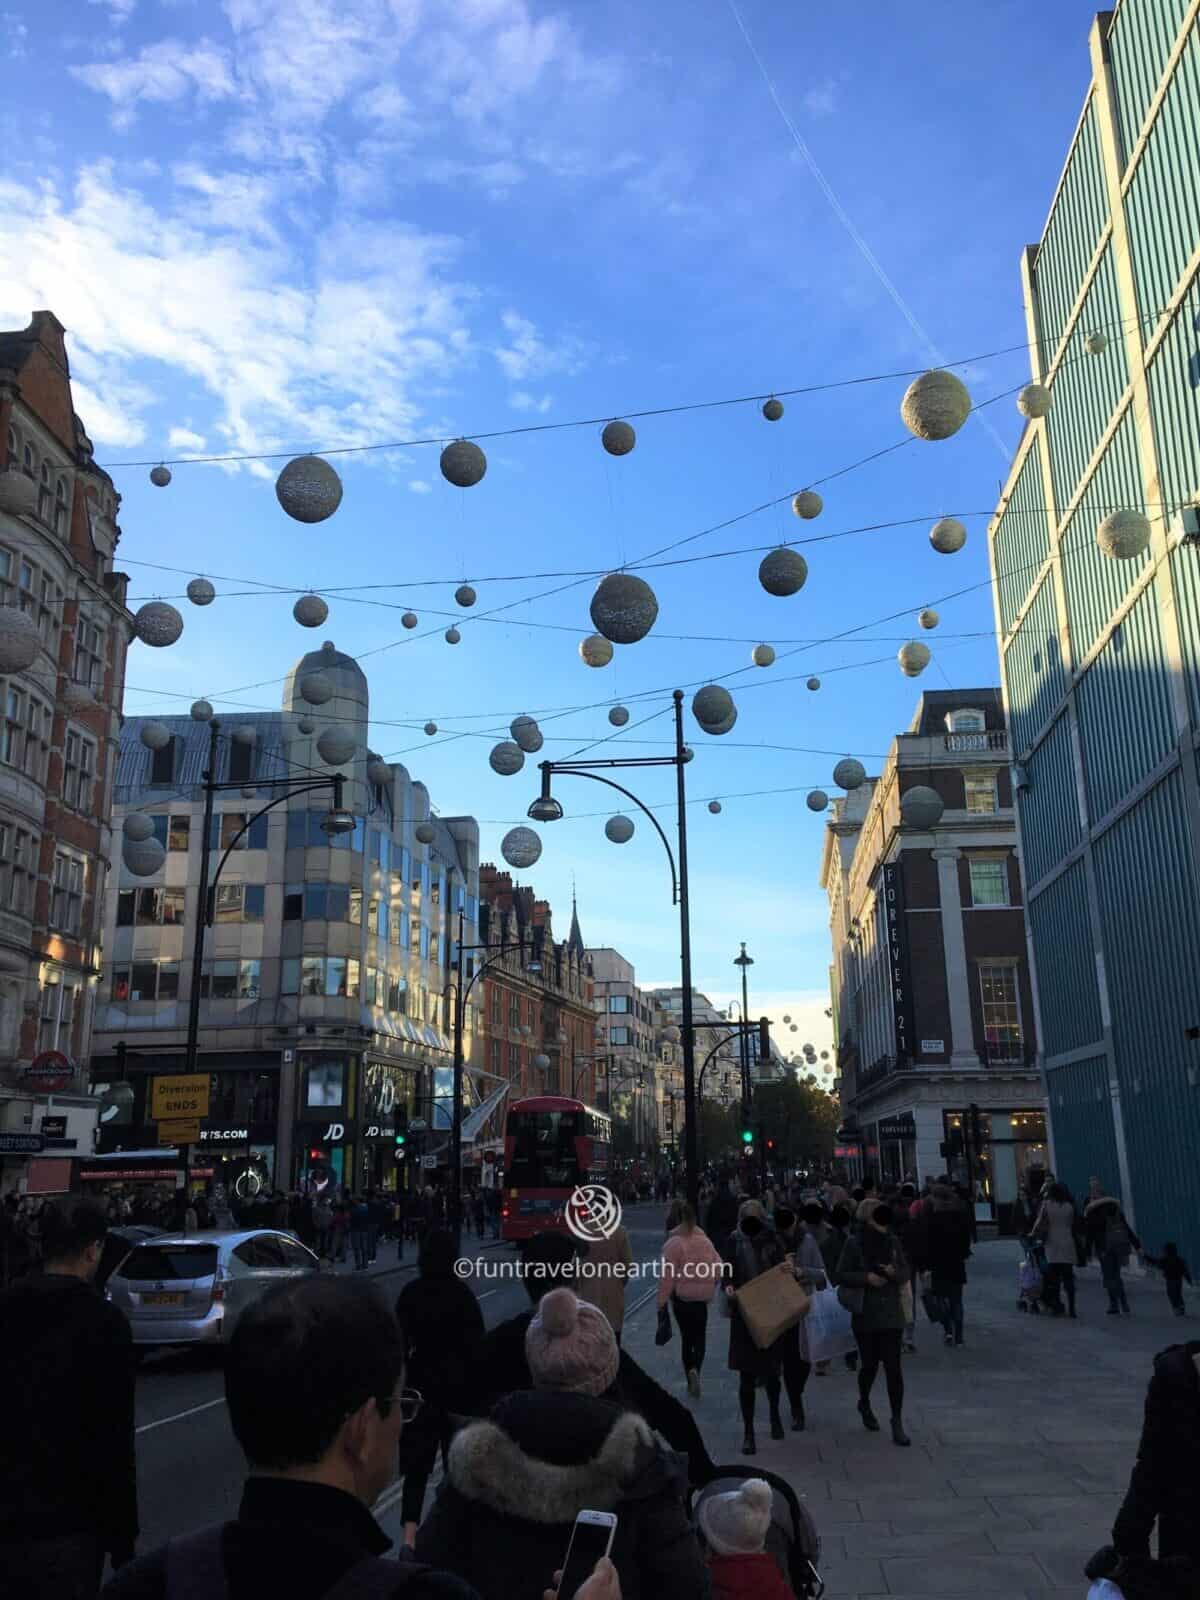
[696,1478,793,1600]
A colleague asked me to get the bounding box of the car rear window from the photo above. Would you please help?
[117,1244,219,1281]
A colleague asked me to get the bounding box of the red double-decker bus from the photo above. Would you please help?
[501,1095,612,1241]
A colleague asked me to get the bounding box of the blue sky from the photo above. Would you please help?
[0,0,1103,1070]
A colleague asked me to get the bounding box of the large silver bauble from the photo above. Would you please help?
[601,420,636,456]
[1016,383,1052,419]
[489,741,525,776]
[440,440,486,487]
[900,369,971,441]
[0,607,40,673]
[415,821,436,845]
[692,684,734,727]
[1096,509,1150,561]
[293,593,329,627]
[898,641,931,678]
[605,814,635,843]
[762,397,784,421]
[367,758,391,785]
[150,464,172,488]
[918,609,939,630]
[1085,330,1108,355]
[806,789,829,812]
[0,469,37,516]
[190,699,214,722]
[317,726,356,765]
[123,835,166,877]
[703,707,737,736]
[833,758,866,790]
[758,547,808,597]
[580,634,613,668]
[806,676,821,691]
[139,721,171,751]
[608,705,630,726]
[275,455,343,523]
[133,601,184,647]
[424,722,438,736]
[708,800,722,814]
[444,627,461,645]
[61,681,96,714]
[929,517,967,555]
[501,826,542,869]
[900,784,945,829]
[186,577,215,607]
[511,715,542,752]
[792,490,823,520]
[590,572,658,644]
[297,716,316,734]
[123,812,155,842]
[751,643,775,668]
[455,584,477,608]
[402,612,418,629]
[299,672,333,705]
[232,724,257,746]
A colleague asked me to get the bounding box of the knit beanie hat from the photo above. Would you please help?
[525,1287,619,1397]
[738,1198,768,1226]
[698,1478,774,1555]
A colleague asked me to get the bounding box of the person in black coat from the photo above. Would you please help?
[704,1175,740,1257]
[921,1186,972,1347]
[0,1200,137,1599]
[395,1230,485,1543]
[722,1199,789,1456]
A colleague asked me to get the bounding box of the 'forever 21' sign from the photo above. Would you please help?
[881,862,911,1066]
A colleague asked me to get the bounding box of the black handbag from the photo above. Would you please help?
[655,1304,672,1345]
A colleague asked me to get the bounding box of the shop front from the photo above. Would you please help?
[943,1107,1048,1233]
[189,1126,277,1214]
[293,1052,356,1193]
[79,1150,204,1222]
[354,1061,421,1194]
[872,1113,917,1186]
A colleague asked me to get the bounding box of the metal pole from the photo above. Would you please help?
[674,690,699,1212]
[185,719,220,1073]
[739,947,751,1120]
[450,909,465,1253]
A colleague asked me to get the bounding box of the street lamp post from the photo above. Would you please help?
[526,689,700,1209]
[733,943,754,1122]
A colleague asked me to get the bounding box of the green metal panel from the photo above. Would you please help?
[993,449,1051,637]
[1092,765,1200,1261]
[1044,247,1128,510]
[1026,861,1103,1056]
[1108,0,1193,164]
[1018,712,1081,888]
[1032,99,1110,366]
[1074,581,1175,820]
[1123,22,1200,332]
[1144,272,1200,514]
[1003,572,1065,756]
[1043,1054,1120,1203]
[1059,407,1150,662]
[1170,546,1200,723]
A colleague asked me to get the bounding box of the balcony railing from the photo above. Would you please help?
[943,730,1009,754]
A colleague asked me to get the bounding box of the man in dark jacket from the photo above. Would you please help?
[1108,1340,1200,1581]
[103,1276,480,1600]
[475,1232,717,1489]
[0,1198,137,1598]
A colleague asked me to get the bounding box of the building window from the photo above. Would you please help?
[38,973,79,1054]
[968,857,1009,907]
[947,709,985,732]
[306,1061,345,1107]
[212,811,268,852]
[50,852,85,935]
[3,685,50,779]
[609,995,630,1013]
[168,815,190,851]
[979,965,1023,1062]
[214,882,266,923]
[62,731,96,811]
[228,740,254,784]
[74,616,105,691]
[609,1026,631,1046]
[508,1044,520,1079]
[963,771,998,815]
[0,825,37,916]
[110,960,176,1001]
[54,476,68,536]
[150,738,176,785]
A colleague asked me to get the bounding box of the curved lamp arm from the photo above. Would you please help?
[551,770,679,904]
[207,777,344,925]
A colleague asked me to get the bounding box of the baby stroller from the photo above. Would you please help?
[692,1465,823,1598]
[1017,1241,1045,1312]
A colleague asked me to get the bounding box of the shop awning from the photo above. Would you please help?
[461,1082,510,1145]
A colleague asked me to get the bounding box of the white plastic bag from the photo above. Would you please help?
[1087,1582,1124,1599]
[804,1285,857,1363]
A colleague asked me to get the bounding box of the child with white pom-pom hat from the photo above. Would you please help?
[697,1478,794,1600]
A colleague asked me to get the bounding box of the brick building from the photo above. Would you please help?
[820,689,1047,1228]
[0,311,133,1197]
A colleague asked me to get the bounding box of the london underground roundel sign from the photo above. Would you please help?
[21,1051,73,1093]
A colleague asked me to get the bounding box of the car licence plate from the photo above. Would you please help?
[141,1292,185,1306]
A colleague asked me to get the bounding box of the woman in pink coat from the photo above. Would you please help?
[658,1203,725,1397]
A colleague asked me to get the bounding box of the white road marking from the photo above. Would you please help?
[136,1396,226,1435]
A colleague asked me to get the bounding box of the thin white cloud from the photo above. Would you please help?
[509,391,552,414]
[167,425,207,450]
[88,0,137,18]
[494,310,584,382]
[71,38,238,128]
[408,479,432,494]
[803,80,837,119]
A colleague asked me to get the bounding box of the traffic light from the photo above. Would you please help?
[766,1138,775,1152]
[758,1016,771,1063]
[741,1128,754,1146]
[393,1105,407,1148]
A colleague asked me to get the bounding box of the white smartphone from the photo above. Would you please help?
[557,1509,617,1599]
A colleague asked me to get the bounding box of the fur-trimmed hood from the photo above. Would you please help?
[444,1390,684,1526]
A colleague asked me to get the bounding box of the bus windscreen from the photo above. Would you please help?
[508,1110,581,1188]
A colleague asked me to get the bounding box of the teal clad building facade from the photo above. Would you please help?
[989,1,1200,1260]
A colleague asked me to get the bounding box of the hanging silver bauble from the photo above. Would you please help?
[608,705,629,727]
[806,789,829,812]
[605,814,635,844]
[821,1051,829,1060]
[580,634,613,668]
[190,699,214,722]
[275,455,343,523]
[139,721,171,751]
[898,640,932,678]
[232,724,257,746]
[440,439,486,487]
[415,821,435,844]
[150,464,172,488]
[133,601,184,648]
[833,758,866,790]
[297,716,316,735]
[590,572,659,645]
[0,469,37,516]
[423,722,438,736]
[501,826,542,869]
[900,784,945,829]
[792,490,823,520]
[445,626,461,645]
[806,676,821,692]
[1097,509,1150,561]
[186,577,215,606]
[293,593,329,628]
[241,785,257,800]
[918,608,939,630]
[532,1053,551,1070]
[758,547,808,597]
[601,420,636,456]
[663,1024,682,1044]
[783,1015,791,1023]
[300,672,333,705]
[511,715,542,752]
[1016,383,1052,419]
[455,584,477,608]
[367,758,391,785]
[708,800,722,814]
[762,397,784,422]
[900,369,972,441]
[0,607,40,673]
[703,707,737,736]
[317,726,356,764]
[929,517,967,555]
[61,681,96,714]
[692,684,734,728]
[123,812,155,842]
[751,643,775,668]
[402,612,418,629]
[123,835,166,877]
[1085,330,1108,355]
[489,741,525,776]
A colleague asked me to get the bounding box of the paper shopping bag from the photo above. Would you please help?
[734,1263,811,1350]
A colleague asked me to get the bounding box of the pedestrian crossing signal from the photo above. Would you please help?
[741,1129,753,1145]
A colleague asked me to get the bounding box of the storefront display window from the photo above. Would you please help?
[943,1108,1047,1232]
[307,1061,345,1107]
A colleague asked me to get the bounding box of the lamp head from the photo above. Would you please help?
[321,807,356,837]
[527,796,564,823]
